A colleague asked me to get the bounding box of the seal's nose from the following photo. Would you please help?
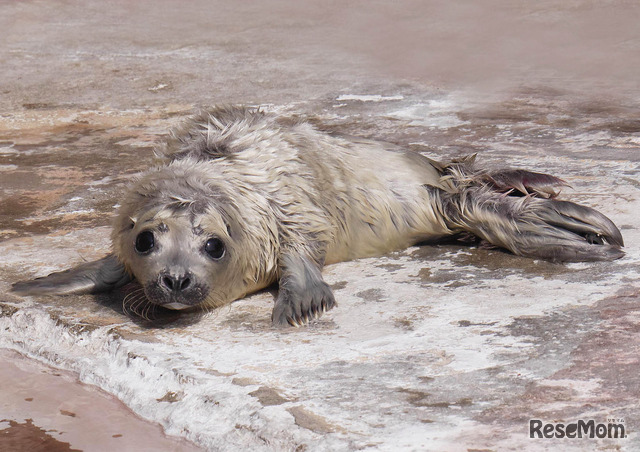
[160,273,191,292]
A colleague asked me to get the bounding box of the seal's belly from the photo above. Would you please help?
[323,181,451,264]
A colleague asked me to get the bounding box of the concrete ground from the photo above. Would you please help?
[1,1,639,450]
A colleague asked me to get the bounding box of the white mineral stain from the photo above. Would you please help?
[336,94,404,102]
[387,99,468,128]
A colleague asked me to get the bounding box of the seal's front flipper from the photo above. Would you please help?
[12,254,132,296]
[272,254,336,327]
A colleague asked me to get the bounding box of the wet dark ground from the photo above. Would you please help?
[1,419,80,452]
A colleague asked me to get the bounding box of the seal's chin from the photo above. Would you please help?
[162,302,193,310]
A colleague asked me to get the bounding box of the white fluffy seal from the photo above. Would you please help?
[13,106,624,326]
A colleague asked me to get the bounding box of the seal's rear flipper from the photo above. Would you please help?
[12,254,132,296]
[449,190,624,262]
[431,160,624,262]
[485,169,569,198]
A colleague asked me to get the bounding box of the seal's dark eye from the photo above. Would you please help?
[135,231,155,254]
[205,238,225,259]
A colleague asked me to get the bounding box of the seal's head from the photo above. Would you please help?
[111,160,267,311]
[114,208,228,310]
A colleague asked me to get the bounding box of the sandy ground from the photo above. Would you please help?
[1,1,639,450]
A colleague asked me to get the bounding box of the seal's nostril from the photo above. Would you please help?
[162,274,191,292]
[162,276,174,290]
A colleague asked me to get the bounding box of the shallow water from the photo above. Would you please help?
[0,349,202,451]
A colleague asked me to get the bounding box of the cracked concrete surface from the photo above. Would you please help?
[1,1,639,450]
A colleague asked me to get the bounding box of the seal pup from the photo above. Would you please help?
[13,106,624,326]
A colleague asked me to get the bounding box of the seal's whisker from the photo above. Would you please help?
[141,302,153,321]
[124,291,153,320]
[122,287,145,314]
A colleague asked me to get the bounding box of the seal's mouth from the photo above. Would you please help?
[162,302,193,310]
